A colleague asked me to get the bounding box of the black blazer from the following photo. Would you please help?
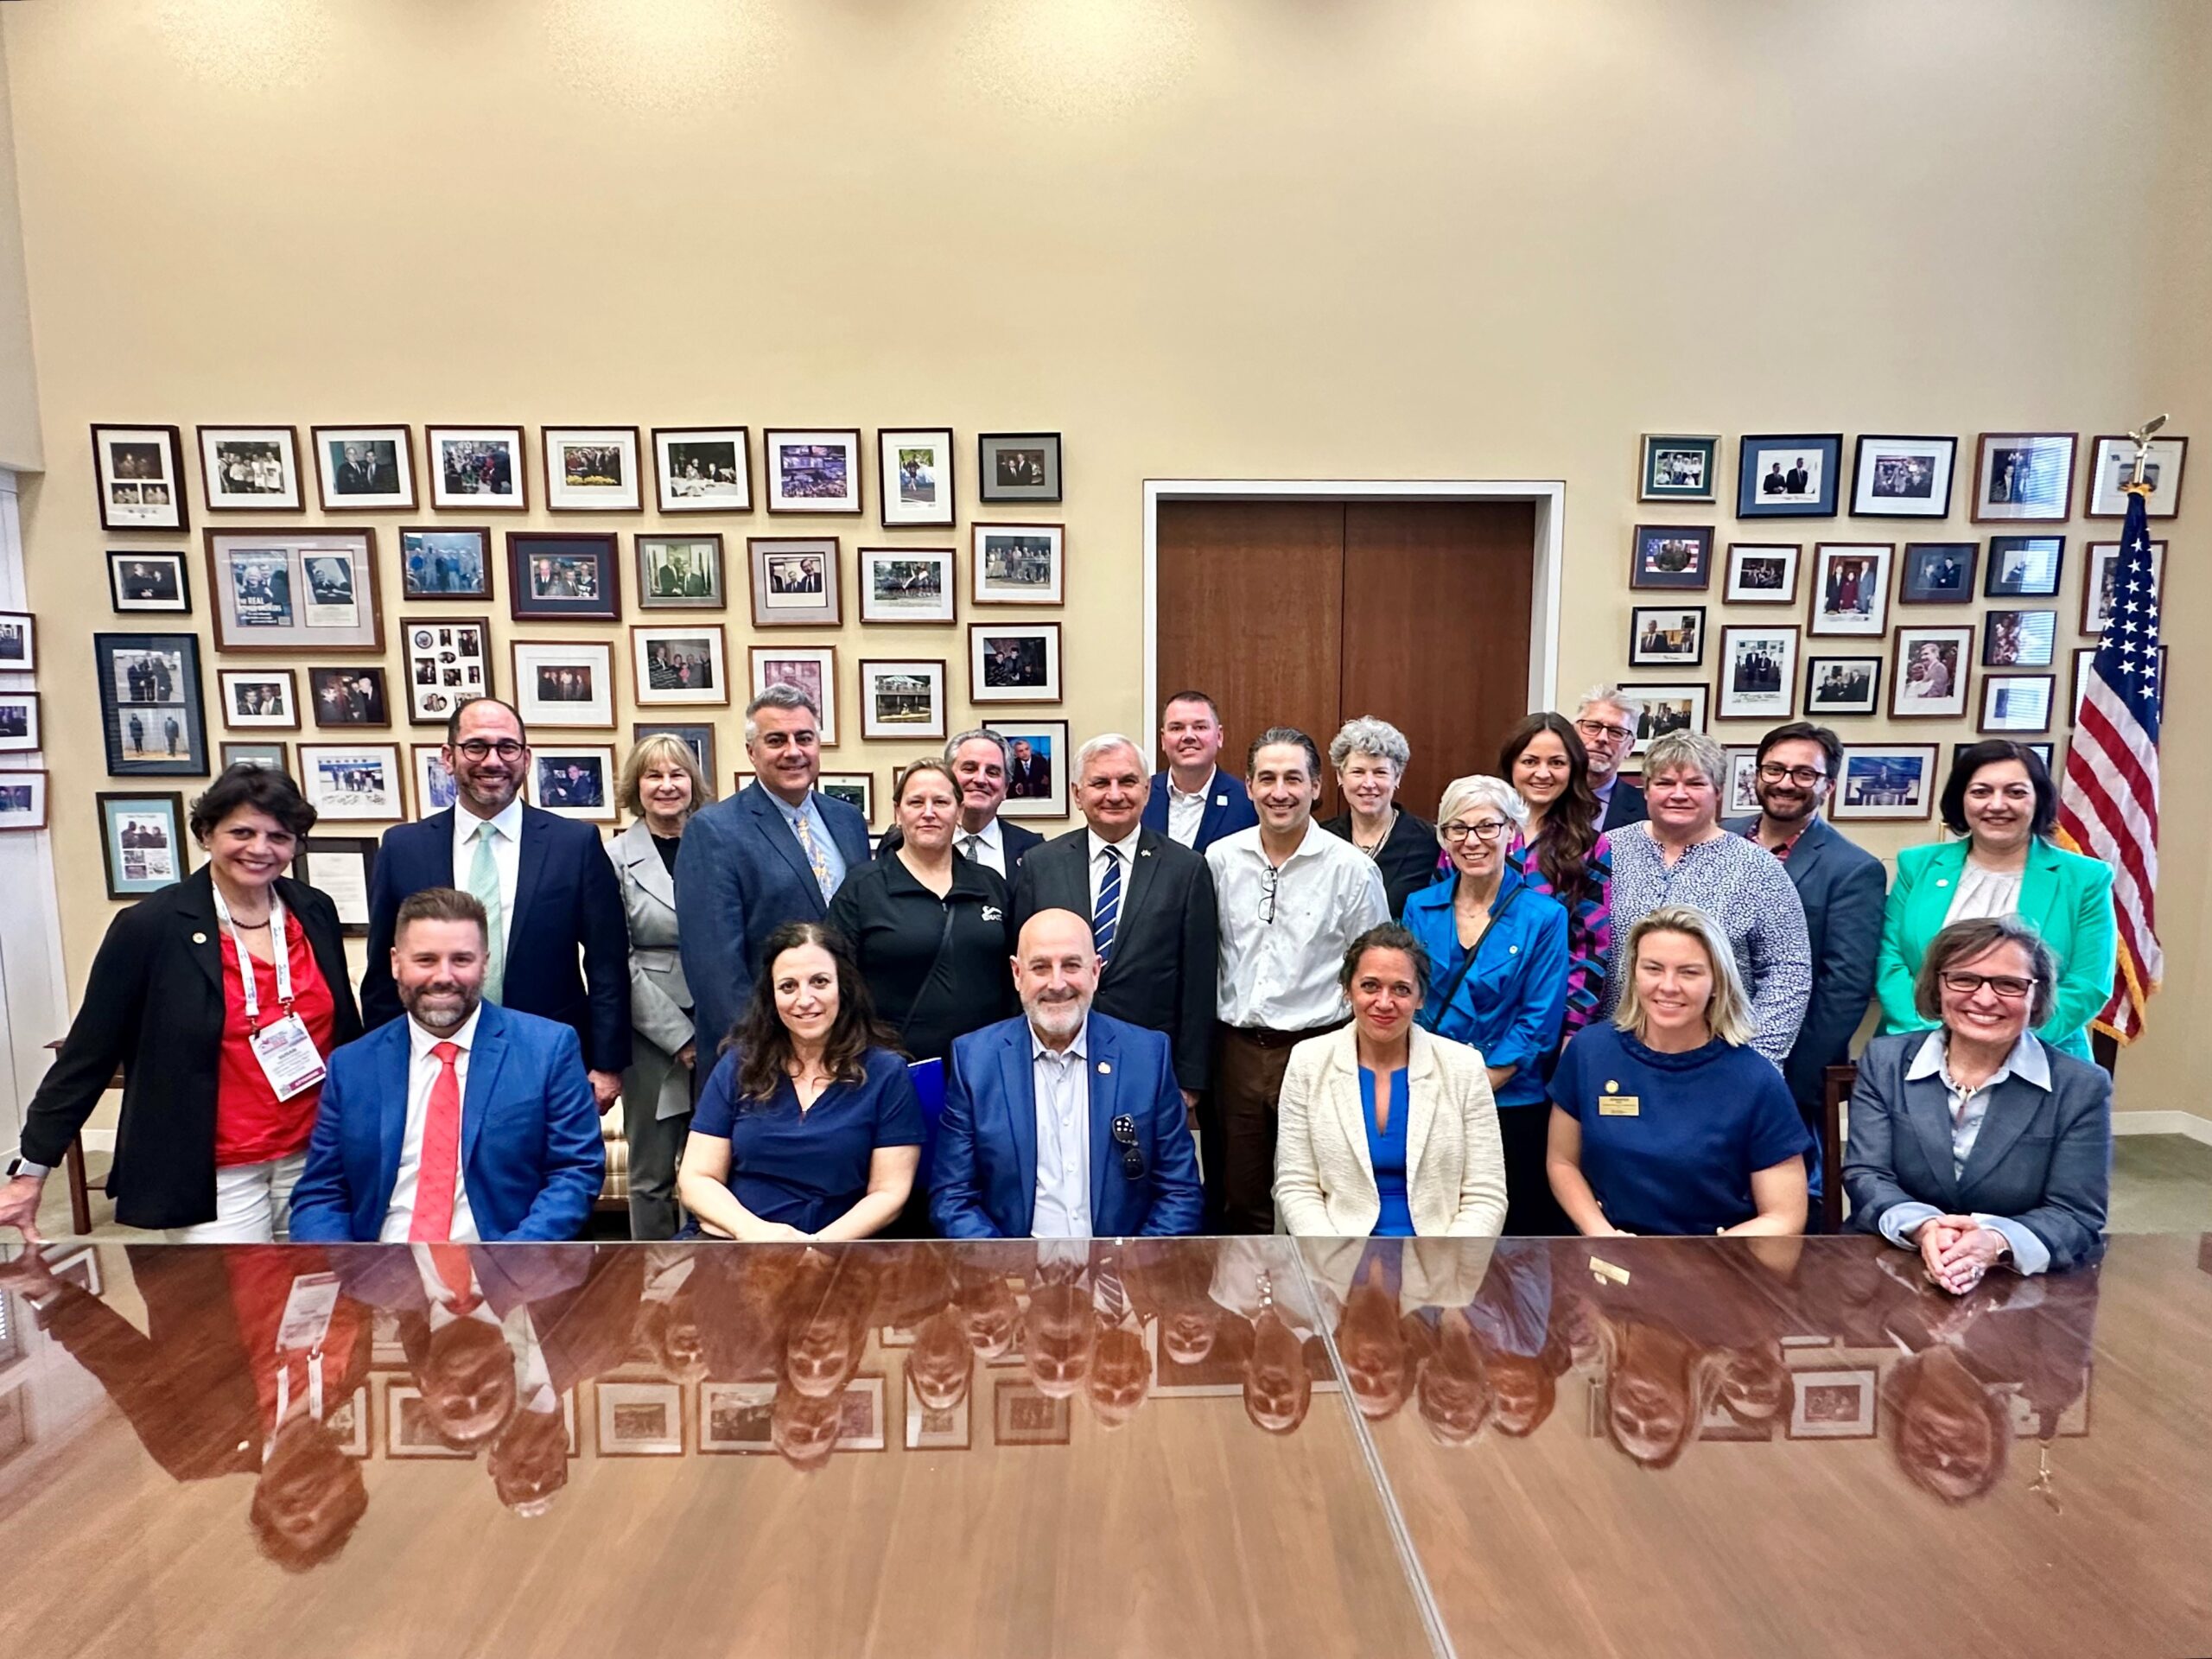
[1599,779,1649,832]
[22,868,363,1230]
[1318,810,1441,919]
[1011,827,1218,1093]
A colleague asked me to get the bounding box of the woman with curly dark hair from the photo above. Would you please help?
[1497,713,1614,1036]
[676,921,923,1241]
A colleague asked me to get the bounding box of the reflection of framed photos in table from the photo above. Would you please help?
[636,533,725,610]
[425,424,527,511]
[765,428,863,515]
[1629,524,1712,589]
[1897,541,1977,604]
[1984,535,2064,598]
[296,836,378,937]
[969,623,1061,703]
[197,423,302,512]
[219,669,298,730]
[878,427,956,527]
[748,537,842,627]
[97,791,188,897]
[92,423,190,532]
[1831,747,1936,822]
[297,743,407,822]
[982,718,1068,818]
[1980,673,2054,734]
[904,1370,972,1451]
[206,531,385,652]
[398,526,492,601]
[2081,537,2165,633]
[1628,605,1704,668]
[403,617,493,727]
[1804,654,1881,717]
[859,546,956,625]
[977,432,1062,504]
[2084,434,2186,518]
[860,658,947,741]
[1849,435,1956,518]
[1806,543,1891,637]
[108,550,191,614]
[1724,543,1798,604]
[0,770,47,831]
[993,1377,1071,1446]
[971,523,1064,606]
[508,531,620,622]
[1716,626,1798,721]
[632,624,729,708]
[749,645,838,745]
[1787,1367,1878,1439]
[311,423,416,512]
[96,632,207,776]
[652,425,751,513]
[543,425,641,512]
[1639,434,1718,502]
[512,639,615,729]
[699,1381,778,1454]
[1972,432,2075,523]
[594,1382,685,1456]
[1889,626,1972,720]
[1737,434,1840,518]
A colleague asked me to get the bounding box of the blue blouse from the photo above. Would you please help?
[1359,1065,1415,1237]
[1400,863,1571,1108]
[692,1045,925,1235]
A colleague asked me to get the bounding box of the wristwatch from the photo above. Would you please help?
[5,1156,48,1179]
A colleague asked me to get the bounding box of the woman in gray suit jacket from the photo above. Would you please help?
[1844,914,2111,1293]
[611,734,713,1239]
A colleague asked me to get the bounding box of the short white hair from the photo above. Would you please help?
[1433,773,1528,836]
[1578,683,1645,725]
[1073,732,1143,778]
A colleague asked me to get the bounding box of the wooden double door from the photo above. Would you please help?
[1155,499,1535,822]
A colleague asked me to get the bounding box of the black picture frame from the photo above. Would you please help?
[1804,654,1882,716]
[633,721,717,785]
[95,632,208,777]
[1897,541,1978,605]
[507,531,621,621]
[1983,536,2065,598]
[296,836,379,937]
[107,549,193,613]
[1736,434,1843,518]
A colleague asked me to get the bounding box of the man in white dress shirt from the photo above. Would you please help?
[1206,728,1389,1234]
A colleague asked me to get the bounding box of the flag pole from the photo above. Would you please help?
[2124,413,2168,492]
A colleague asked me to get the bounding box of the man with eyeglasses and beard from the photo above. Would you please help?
[1722,721,1887,1179]
[931,908,1203,1239]
[1572,685,1650,831]
[359,696,631,1114]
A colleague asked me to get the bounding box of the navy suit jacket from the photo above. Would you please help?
[675,781,873,1054]
[931,1012,1205,1238]
[1599,778,1649,831]
[1139,768,1258,852]
[289,1001,607,1243]
[1722,812,1887,1114]
[360,805,632,1074]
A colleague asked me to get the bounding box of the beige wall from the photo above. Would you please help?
[4,0,2206,1114]
[0,23,42,473]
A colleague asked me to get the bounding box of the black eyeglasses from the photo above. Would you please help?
[1110,1114,1146,1180]
[454,739,524,761]
[1757,762,1828,786]
[1259,865,1281,925]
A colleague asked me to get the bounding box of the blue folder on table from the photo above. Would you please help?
[907,1058,946,1189]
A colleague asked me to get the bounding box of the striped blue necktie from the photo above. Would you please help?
[1093,845,1122,962]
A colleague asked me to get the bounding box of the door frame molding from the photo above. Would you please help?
[1141,479,1567,749]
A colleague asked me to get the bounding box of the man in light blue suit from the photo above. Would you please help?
[1140,690,1258,852]
[676,683,872,1056]
[290,888,605,1243]
[931,908,1204,1239]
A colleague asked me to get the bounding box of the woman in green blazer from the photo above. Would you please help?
[1876,741,2116,1059]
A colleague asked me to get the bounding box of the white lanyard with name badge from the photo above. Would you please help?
[213,883,327,1101]
[270,1270,341,1459]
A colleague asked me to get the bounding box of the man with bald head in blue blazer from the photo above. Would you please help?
[931,909,1204,1239]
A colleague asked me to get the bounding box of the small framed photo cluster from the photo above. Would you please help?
[403,619,494,725]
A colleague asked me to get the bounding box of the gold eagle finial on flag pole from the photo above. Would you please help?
[2124,414,2168,494]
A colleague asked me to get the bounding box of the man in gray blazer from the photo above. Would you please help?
[1724,722,1886,1160]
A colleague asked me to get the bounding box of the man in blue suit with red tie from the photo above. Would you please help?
[291,888,606,1243]
[931,909,1204,1238]
[1140,690,1258,852]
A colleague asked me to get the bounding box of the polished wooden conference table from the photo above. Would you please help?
[0,1232,2206,1658]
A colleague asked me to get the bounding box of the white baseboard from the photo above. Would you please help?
[2113,1110,2212,1147]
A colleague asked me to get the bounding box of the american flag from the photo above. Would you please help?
[2056,489,2162,1042]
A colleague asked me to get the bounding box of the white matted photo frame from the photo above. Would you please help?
[0,610,35,673]
[859,546,956,625]
[107,550,191,613]
[403,616,493,727]
[982,718,1069,818]
[205,529,385,653]
[749,645,838,745]
[1832,747,1936,822]
[197,423,302,512]
[512,639,615,729]
[411,745,459,816]
[219,670,298,731]
[1722,747,1761,817]
[426,424,527,511]
[977,432,1062,504]
[0,769,48,831]
[878,427,956,527]
[531,745,617,822]
[220,741,289,773]
[1889,626,1972,720]
[698,1381,778,1454]
[632,624,729,708]
[297,743,406,822]
[1806,543,1892,638]
[1804,654,1881,717]
[1849,435,1956,518]
[98,791,187,897]
[904,1369,973,1451]
[1724,543,1798,605]
[971,524,1064,606]
[636,533,725,610]
[1787,1368,1878,1439]
[1640,434,1718,502]
[1972,432,2076,523]
[0,692,37,753]
[543,425,642,512]
[652,425,751,513]
[765,428,863,515]
[2082,537,2165,633]
[969,623,1062,703]
[859,658,947,741]
[1628,605,1704,669]
[311,423,416,512]
[2085,433,2186,518]
[1618,682,1707,754]
[92,423,189,531]
[1980,673,2054,734]
[1716,626,1799,721]
[748,537,842,627]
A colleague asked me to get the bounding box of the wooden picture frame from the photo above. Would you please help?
[1980,608,2057,668]
[764,428,864,515]
[1831,747,1938,822]
[860,658,948,741]
[219,741,289,774]
[968,622,1062,703]
[1715,625,1800,721]
[971,523,1065,606]
[398,525,493,601]
[507,531,620,622]
[529,744,618,823]
[747,536,842,627]
[636,532,726,610]
[2085,433,2187,518]
[107,550,191,613]
[97,791,188,897]
[1979,673,2055,735]
[878,427,957,527]
[1640,434,1719,503]
[1972,432,2076,524]
[296,836,378,937]
[542,424,642,512]
[1889,626,1973,720]
[310,423,416,512]
[982,718,1069,819]
[2082,538,2166,634]
[401,616,494,727]
[652,425,752,513]
[748,645,839,745]
[1724,543,1799,605]
[0,690,39,753]
[1616,681,1708,753]
[425,424,528,511]
[1737,434,1842,518]
[1805,543,1893,637]
[633,721,716,785]
[219,669,300,731]
[631,624,731,708]
[1629,524,1713,590]
[977,432,1062,504]
[858,546,956,625]
[1897,542,1978,605]
[205,529,385,653]
[308,665,393,730]
[1849,435,1956,518]
[818,772,876,829]
[196,423,302,512]
[0,769,48,831]
[512,639,616,729]
[91,423,188,532]
[1628,605,1705,669]
[296,743,408,823]
[1803,655,1881,717]
[0,610,36,673]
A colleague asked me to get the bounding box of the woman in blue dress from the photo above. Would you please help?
[677,921,924,1241]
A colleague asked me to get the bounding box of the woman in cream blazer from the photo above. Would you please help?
[1274,925,1509,1237]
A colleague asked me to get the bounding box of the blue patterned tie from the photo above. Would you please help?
[1093,846,1122,962]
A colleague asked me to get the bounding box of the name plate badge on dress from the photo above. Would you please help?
[1597,1094,1640,1116]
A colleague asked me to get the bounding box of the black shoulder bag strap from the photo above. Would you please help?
[1416,883,1526,1033]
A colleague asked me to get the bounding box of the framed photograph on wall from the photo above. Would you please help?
[512,639,615,729]
[311,423,416,512]
[96,632,207,776]
[764,429,863,514]
[1617,682,1707,753]
[1889,626,1972,719]
[652,425,751,512]
[1722,747,1761,817]
[632,624,729,708]
[297,743,407,822]
[860,658,947,741]
[219,741,289,773]
[531,746,617,822]
[1806,543,1892,637]
[879,427,956,527]
[92,423,188,531]
[1724,543,1798,604]
[206,530,385,653]
[197,423,302,512]
[983,718,1070,819]
[1831,747,1937,822]
[403,617,493,726]
[508,531,620,621]
[1985,535,2064,598]
[1716,626,1798,721]
[1736,434,1841,518]
[1972,432,2075,523]
[859,546,956,625]
[1980,673,2054,734]
[108,550,191,613]
[748,537,842,627]
[1981,608,2057,668]
[1629,524,1713,590]
[1849,435,1956,518]
[426,424,527,510]
[2082,537,2165,633]
[972,524,1064,605]
[543,425,642,512]
[219,669,298,730]
[0,690,39,753]
[969,623,1061,703]
[399,526,493,601]
[1804,655,1881,717]
[977,432,1062,504]
[308,666,391,729]
[633,721,716,785]
[818,772,875,827]
[0,611,35,674]
[0,770,48,831]
[1897,541,1978,604]
[1628,606,1705,668]
[97,791,188,896]
[1640,434,1719,502]
[411,745,458,815]
[296,836,378,936]
[2086,433,2186,518]
[637,534,725,610]
[749,645,838,745]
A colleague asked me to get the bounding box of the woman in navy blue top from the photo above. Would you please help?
[1546,904,1809,1237]
[677,921,924,1240]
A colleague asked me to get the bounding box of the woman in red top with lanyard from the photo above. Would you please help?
[0,766,361,1241]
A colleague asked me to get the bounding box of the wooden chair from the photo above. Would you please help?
[43,1041,118,1237]
[1819,1063,1854,1234]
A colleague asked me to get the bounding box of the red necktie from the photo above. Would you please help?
[409,1040,463,1243]
[429,1243,480,1316]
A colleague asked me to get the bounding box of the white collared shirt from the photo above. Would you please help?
[380,1005,484,1243]
[954,817,1007,877]
[1085,824,1144,916]
[452,796,524,950]
[1206,821,1390,1030]
[1165,767,1217,849]
[1031,1020,1093,1239]
[1874,1029,2053,1274]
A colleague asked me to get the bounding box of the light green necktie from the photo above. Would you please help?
[468,820,506,1003]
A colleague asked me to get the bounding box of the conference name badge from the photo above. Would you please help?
[1597,1080,1640,1117]
[250,1012,328,1102]
[276,1271,341,1352]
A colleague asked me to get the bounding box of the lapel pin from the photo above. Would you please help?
[192,931,207,944]
[1097,1061,1111,1075]
[1214,794,1227,807]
